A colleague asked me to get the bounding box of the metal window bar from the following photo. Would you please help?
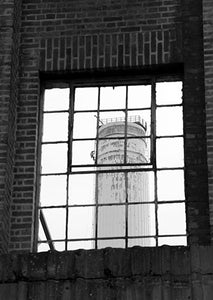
[40,210,55,251]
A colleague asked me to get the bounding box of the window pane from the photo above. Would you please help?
[97,173,126,204]
[42,113,68,142]
[128,238,156,247]
[98,239,125,249]
[38,241,66,252]
[37,242,50,252]
[127,172,154,202]
[97,139,125,164]
[156,107,183,136]
[53,242,66,251]
[98,205,125,238]
[73,112,97,139]
[68,241,95,250]
[68,207,95,239]
[41,143,67,174]
[157,170,185,201]
[128,85,151,109]
[156,81,182,105]
[158,203,186,235]
[75,87,98,111]
[40,175,67,206]
[44,88,69,111]
[158,236,187,246]
[128,110,151,135]
[100,86,126,109]
[99,111,127,126]
[40,208,66,240]
[69,174,95,205]
[128,204,155,236]
[127,137,148,164]
[156,137,184,168]
[72,140,95,166]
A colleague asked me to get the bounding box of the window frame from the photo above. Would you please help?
[34,73,186,252]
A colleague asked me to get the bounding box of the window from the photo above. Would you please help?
[36,77,186,251]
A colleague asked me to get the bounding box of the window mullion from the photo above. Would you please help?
[151,79,158,246]
[95,87,101,249]
[65,84,75,250]
[124,85,128,248]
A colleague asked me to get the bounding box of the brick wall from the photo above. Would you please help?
[0,0,22,253]
[203,0,213,241]
[0,246,212,299]
[0,0,209,251]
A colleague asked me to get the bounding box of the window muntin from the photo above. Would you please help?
[37,78,186,252]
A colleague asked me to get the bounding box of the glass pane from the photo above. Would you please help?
[128,110,151,135]
[40,175,67,207]
[128,238,156,247]
[42,113,68,142]
[158,203,186,235]
[158,236,187,246]
[68,207,95,239]
[68,241,95,250]
[41,143,67,174]
[156,106,183,136]
[157,170,185,201]
[72,140,95,166]
[99,110,127,124]
[128,204,155,236]
[98,239,125,249]
[127,172,154,202]
[44,88,69,111]
[38,241,65,252]
[97,173,126,204]
[98,205,125,238]
[53,242,66,251]
[156,137,184,168]
[69,174,95,205]
[73,112,97,139]
[156,81,182,105]
[128,85,151,109]
[97,139,125,165]
[127,137,149,164]
[37,242,50,252]
[40,208,66,240]
[100,86,126,109]
[75,87,98,111]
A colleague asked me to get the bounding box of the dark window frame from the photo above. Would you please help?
[34,73,186,252]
